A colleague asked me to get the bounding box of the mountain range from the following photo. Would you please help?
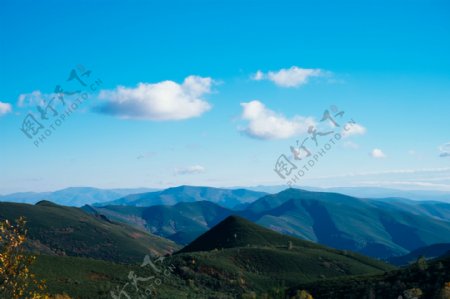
[0,187,158,206]
[1,195,449,298]
[88,187,450,259]
[94,185,266,209]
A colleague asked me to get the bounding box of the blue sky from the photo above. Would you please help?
[1,0,450,193]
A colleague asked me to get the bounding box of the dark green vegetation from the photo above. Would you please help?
[95,185,266,209]
[90,188,450,259]
[29,216,394,299]
[289,256,450,299]
[171,216,394,297]
[31,255,193,299]
[0,201,178,263]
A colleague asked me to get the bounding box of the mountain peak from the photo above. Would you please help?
[35,200,59,207]
[178,215,319,253]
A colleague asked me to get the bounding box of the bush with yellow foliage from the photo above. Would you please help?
[0,217,49,299]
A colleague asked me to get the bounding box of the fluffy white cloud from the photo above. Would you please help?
[240,100,315,140]
[0,101,12,116]
[370,148,386,159]
[96,76,213,120]
[252,66,324,87]
[174,165,205,175]
[439,143,450,158]
[342,123,367,138]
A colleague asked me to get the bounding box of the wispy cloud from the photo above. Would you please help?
[0,101,12,116]
[439,142,450,157]
[357,180,450,190]
[307,167,450,180]
[17,90,48,107]
[370,148,386,159]
[342,123,367,138]
[136,151,157,160]
[96,76,213,121]
[251,66,326,87]
[174,165,205,175]
[240,100,315,140]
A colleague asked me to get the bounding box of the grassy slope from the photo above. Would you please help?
[170,216,394,296]
[29,215,395,298]
[0,201,179,263]
[289,256,450,299]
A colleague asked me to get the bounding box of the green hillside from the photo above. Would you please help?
[388,243,450,266]
[0,201,179,263]
[23,215,396,298]
[289,256,450,299]
[170,216,394,296]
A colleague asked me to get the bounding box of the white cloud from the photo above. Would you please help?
[439,143,450,158]
[342,123,367,138]
[174,165,205,175]
[0,101,12,116]
[370,148,386,159]
[252,70,264,81]
[240,100,315,140]
[96,76,213,120]
[252,66,325,87]
[358,180,450,190]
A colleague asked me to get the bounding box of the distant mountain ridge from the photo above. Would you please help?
[95,185,266,209]
[241,188,450,258]
[241,185,450,202]
[0,187,158,206]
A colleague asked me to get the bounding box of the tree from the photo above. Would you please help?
[0,217,48,299]
[291,290,314,299]
[287,241,293,250]
[415,256,428,271]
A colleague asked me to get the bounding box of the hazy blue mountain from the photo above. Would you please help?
[239,185,450,202]
[298,186,450,202]
[95,185,267,209]
[0,187,158,206]
[368,198,450,222]
[85,201,234,244]
[242,188,450,258]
